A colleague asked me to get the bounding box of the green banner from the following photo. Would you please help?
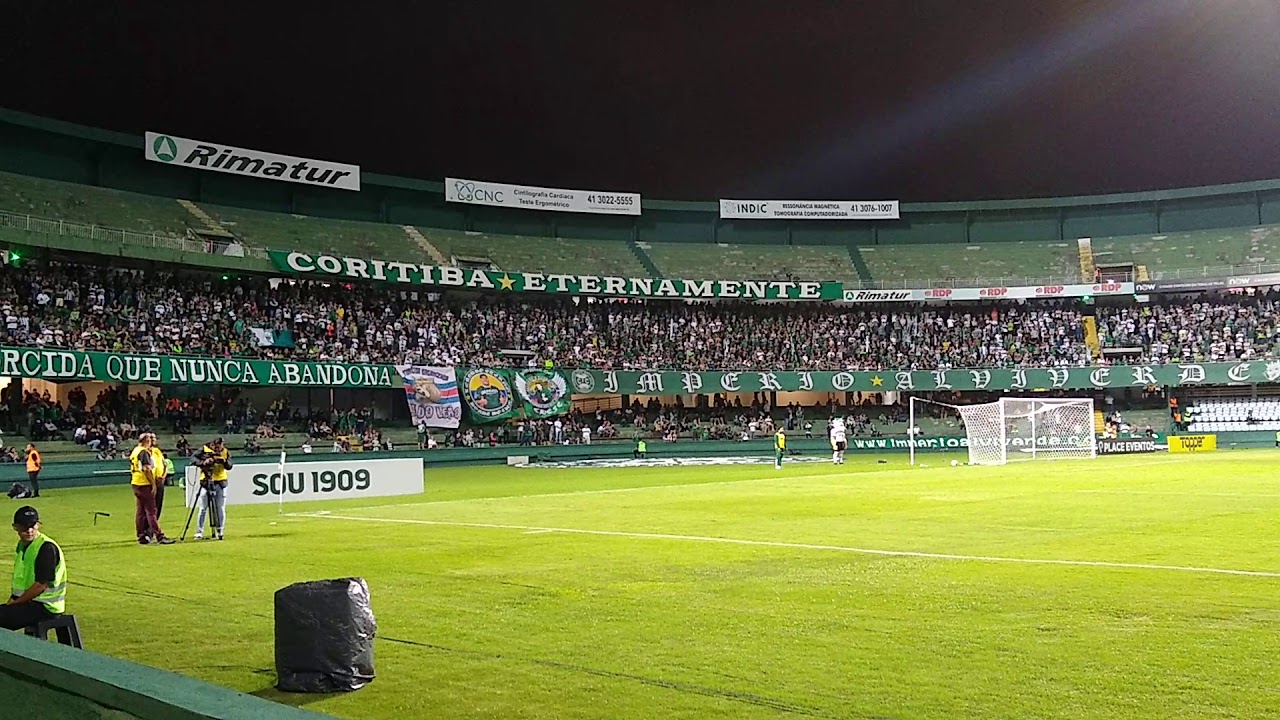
[514,369,572,418]
[0,347,396,387]
[567,361,1280,395]
[271,251,843,301]
[459,368,573,423]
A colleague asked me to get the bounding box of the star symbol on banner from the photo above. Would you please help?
[870,376,884,386]
[498,274,516,290]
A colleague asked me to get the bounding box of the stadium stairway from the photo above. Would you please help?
[1093,410,1105,434]
[846,245,873,283]
[1077,237,1094,281]
[404,225,449,265]
[1082,315,1101,359]
[1136,265,1149,282]
[177,199,234,239]
[627,239,662,277]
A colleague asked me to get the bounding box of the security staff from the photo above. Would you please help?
[1,506,66,630]
[1275,430,1280,448]
[195,438,232,541]
[774,429,786,469]
[24,444,41,498]
[130,434,173,545]
[150,439,171,518]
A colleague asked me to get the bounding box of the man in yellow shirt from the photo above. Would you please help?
[130,434,173,545]
[774,429,786,469]
[149,438,170,519]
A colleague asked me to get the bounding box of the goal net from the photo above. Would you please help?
[910,396,1096,466]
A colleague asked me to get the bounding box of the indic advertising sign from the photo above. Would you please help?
[183,457,424,507]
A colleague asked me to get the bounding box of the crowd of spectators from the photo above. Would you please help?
[1095,294,1280,364]
[3,263,1280,372]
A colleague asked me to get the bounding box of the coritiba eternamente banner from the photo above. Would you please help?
[0,347,396,387]
[271,251,842,301]
[567,361,1280,395]
[460,368,572,423]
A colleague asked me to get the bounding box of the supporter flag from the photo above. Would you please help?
[396,365,462,429]
[459,369,516,424]
[514,369,571,419]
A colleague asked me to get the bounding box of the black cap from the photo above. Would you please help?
[13,506,39,529]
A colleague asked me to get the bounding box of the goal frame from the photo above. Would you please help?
[909,396,1097,466]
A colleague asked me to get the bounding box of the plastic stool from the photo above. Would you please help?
[24,614,83,649]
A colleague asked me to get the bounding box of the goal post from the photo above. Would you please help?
[910,396,1096,466]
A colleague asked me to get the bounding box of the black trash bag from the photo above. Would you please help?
[8,483,29,499]
[275,577,377,693]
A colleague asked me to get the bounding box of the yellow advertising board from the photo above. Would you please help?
[1169,434,1217,453]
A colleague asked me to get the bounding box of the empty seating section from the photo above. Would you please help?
[423,229,649,277]
[0,171,191,235]
[196,203,423,259]
[644,242,860,283]
[857,242,1078,286]
[1185,397,1280,432]
[1091,225,1280,275]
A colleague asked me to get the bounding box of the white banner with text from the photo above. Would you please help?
[145,132,360,191]
[445,177,640,215]
[840,282,1134,303]
[184,457,424,506]
[720,199,900,220]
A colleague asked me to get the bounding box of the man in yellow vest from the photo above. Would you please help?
[195,438,232,541]
[1,506,66,630]
[774,429,786,469]
[149,439,170,519]
[24,443,42,498]
[131,433,174,545]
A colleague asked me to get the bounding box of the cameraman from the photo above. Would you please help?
[193,438,232,541]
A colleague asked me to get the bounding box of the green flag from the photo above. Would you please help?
[460,369,517,424]
[514,369,572,419]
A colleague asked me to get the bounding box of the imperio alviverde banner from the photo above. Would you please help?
[270,251,842,301]
[0,347,397,388]
[567,360,1280,395]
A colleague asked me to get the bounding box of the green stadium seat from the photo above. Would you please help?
[423,229,649,277]
[0,171,192,236]
[644,242,860,283]
[1091,225,1280,276]
[857,242,1078,286]
[195,203,424,260]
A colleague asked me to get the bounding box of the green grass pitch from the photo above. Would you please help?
[8,451,1280,719]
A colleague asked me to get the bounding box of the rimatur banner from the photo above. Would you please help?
[184,457,424,506]
[841,282,1134,303]
[445,177,640,216]
[145,132,360,191]
[720,199,900,220]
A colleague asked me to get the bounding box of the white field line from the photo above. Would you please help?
[288,512,1280,579]
[1078,490,1280,499]
[321,456,1192,515]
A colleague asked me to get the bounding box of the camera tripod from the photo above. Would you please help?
[180,479,225,542]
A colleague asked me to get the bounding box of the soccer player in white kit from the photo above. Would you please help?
[830,417,848,465]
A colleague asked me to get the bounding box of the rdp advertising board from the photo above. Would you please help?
[184,457,424,506]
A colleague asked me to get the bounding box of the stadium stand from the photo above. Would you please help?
[1091,224,1280,277]
[1185,397,1280,432]
[196,202,425,260]
[643,242,862,283]
[0,171,191,236]
[857,241,1080,286]
[1095,295,1280,363]
[423,228,651,277]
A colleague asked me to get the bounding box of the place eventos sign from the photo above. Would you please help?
[567,359,1280,395]
[841,282,1133,303]
[145,132,360,191]
[272,251,841,301]
[445,177,640,216]
[720,199,900,220]
[0,347,395,388]
[1096,438,1162,455]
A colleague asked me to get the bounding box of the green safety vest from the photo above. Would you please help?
[637,440,647,452]
[12,533,66,614]
[165,458,176,476]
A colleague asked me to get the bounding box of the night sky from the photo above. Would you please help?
[4,1,1279,201]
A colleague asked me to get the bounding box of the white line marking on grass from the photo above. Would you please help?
[1078,490,1280,499]
[289,513,1280,579]
[522,529,555,535]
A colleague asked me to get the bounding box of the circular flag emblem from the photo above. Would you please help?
[152,135,178,162]
[570,369,595,394]
[462,369,513,419]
